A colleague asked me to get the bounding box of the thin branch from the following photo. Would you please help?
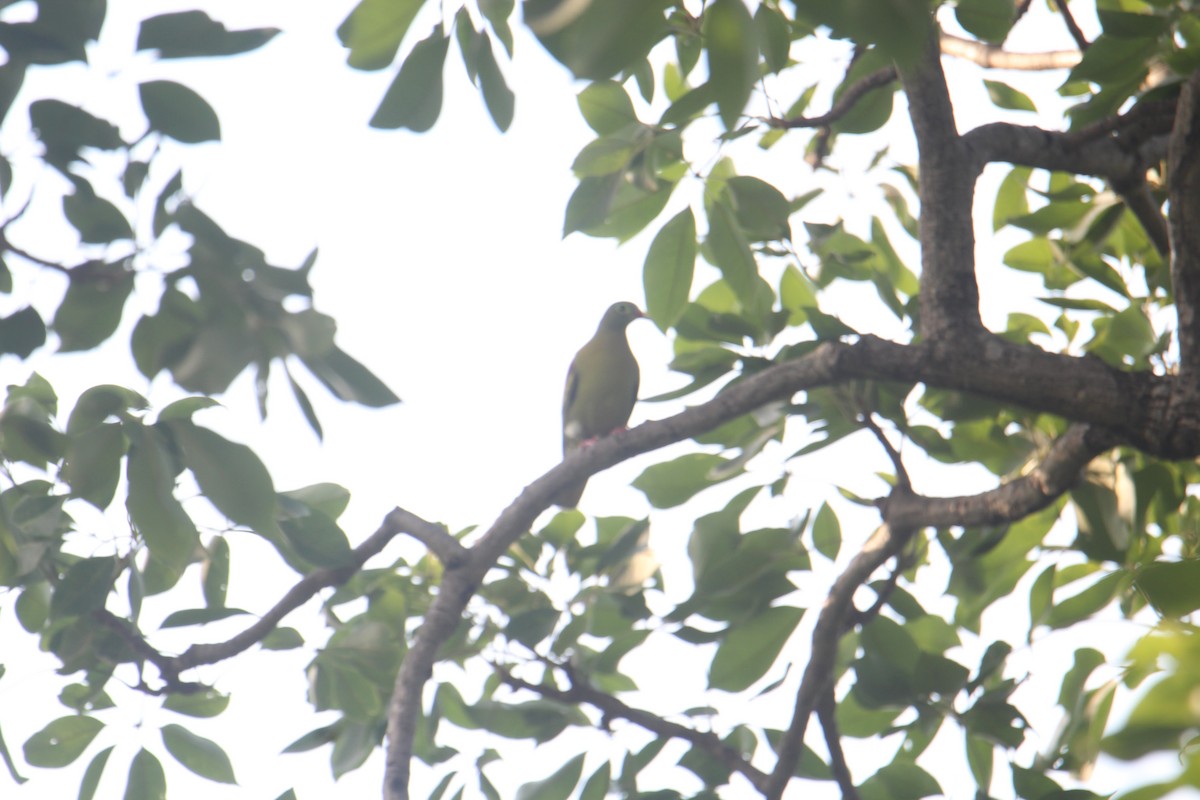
[885,423,1115,529]
[765,421,1109,798]
[1051,0,1090,51]
[766,67,897,130]
[818,688,860,800]
[1113,177,1169,258]
[175,506,439,672]
[389,508,468,568]
[2,239,74,273]
[765,522,914,799]
[496,662,771,791]
[860,414,910,492]
[939,33,1081,71]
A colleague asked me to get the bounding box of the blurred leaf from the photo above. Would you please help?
[578,81,637,134]
[643,208,696,330]
[53,263,134,351]
[1136,561,1200,617]
[527,0,670,81]
[337,0,424,71]
[984,80,1036,112]
[138,11,279,58]
[812,502,841,560]
[124,748,166,800]
[139,80,221,143]
[0,307,46,357]
[161,724,236,784]
[633,453,739,508]
[955,0,1014,43]
[168,421,278,535]
[515,752,584,800]
[709,605,803,691]
[477,32,516,131]
[22,716,103,767]
[858,761,942,800]
[370,29,450,131]
[704,0,757,129]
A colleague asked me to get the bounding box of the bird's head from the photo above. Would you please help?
[599,301,644,331]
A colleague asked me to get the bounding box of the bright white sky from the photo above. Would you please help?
[0,1,1180,799]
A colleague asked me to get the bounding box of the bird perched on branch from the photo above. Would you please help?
[554,301,643,508]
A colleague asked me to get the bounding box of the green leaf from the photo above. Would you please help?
[160,607,249,628]
[478,33,514,131]
[515,752,585,800]
[0,307,46,357]
[50,557,116,620]
[706,199,761,314]
[63,423,125,509]
[139,81,220,143]
[643,208,696,330]
[162,690,230,719]
[709,606,803,691]
[726,176,791,242]
[78,746,113,800]
[23,716,103,767]
[53,264,134,350]
[300,345,400,407]
[633,453,738,508]
[124,748,166,800]
[160,724,236,784]
[984,80,1036,112]
[578,81,637,134]
[527,0,669,81]
[125,425,198,592]
[755,4,791,73]
[812,502,841,560]
[704,0,758,129]
[370,29,449,131]
[138,11,279,57]
[1136,560,1200,617]
[955,0,1014,43]
[167,421,278,535]
[203,536,230,608]
[337,0,424,71]
[1046,571,1127,629]
[858,762,942,800]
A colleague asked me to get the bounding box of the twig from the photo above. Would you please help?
[767,67,897,130]
[818,688,860,800]
[939,33,1081,71]
[497,661,771,791]
[1051,0,1090,51]
[860,414,910,492]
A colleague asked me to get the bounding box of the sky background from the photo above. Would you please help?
[0,1,1178,798]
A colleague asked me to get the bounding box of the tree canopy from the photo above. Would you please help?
[2,1,1200,799]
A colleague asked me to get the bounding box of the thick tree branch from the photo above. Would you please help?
[1168,70,1200,387]
[963,108,1173,181]
[898,28,983,337]
[383,325,1196,799]
[496,662,771,791]
[939,33,1081,71]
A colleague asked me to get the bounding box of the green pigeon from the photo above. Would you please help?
[554,301,643,508]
